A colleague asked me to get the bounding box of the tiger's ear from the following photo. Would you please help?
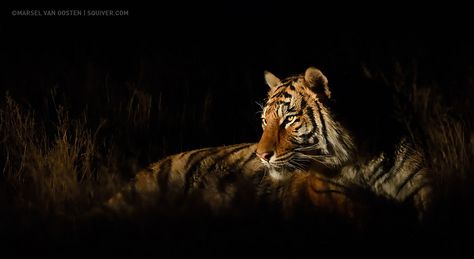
[304,67,331,99]
[264,71,281,89]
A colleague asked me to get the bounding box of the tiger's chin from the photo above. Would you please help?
[265,165,295,181]
[259,155,301,181]
[268,168,291,181]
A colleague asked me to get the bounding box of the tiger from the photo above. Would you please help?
[105,67,432,223]
[257,67,432,220]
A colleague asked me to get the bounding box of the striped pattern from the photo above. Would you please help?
[257,68,355,179]
[106,143,264,215]
[336,140,433,220]
[105,143,369,221]
[106,67,432,222]
[258,67,432,220]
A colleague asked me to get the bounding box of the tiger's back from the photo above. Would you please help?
[106,143,370,222]
[106,143,263,216]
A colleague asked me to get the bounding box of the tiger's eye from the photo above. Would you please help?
[283,115,297,126]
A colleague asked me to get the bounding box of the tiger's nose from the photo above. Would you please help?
[256,151,274,162]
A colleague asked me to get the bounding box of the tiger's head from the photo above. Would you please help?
[256,67,355,180]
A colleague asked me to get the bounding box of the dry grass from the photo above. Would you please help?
[0,93,123,216]
[2,63,474,219]
[0,62,473,256]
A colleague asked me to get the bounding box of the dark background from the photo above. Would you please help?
[3,8,473,154]
[1,6,474,258]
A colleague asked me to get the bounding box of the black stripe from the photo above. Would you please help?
[215,153,252,193]
[287,93,305,114]
[293,123,303,132]
[281,91,293,99]
[240,150,258,167]
[182,148,221,195]
[205,143,254,174]
[289,137,301,145]
[290,95,308,132]
[370,164,388,184]
[183,144,252,195]
[276,100,291,107]
[266,100,290,108]
[382,147,411,184]
[367,158,387,184]
[251,168,267,186]
[300,97,307,111]
[299,106,317,142]
[269,85,288,99]
[313,100,329,150]
[157,158,172,199]
[288,160,309,170]
[206,144,256,193]
[395,162,424,197]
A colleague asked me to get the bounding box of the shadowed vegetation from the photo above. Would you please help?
[1,17,474,257]
[1,62,474,257]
